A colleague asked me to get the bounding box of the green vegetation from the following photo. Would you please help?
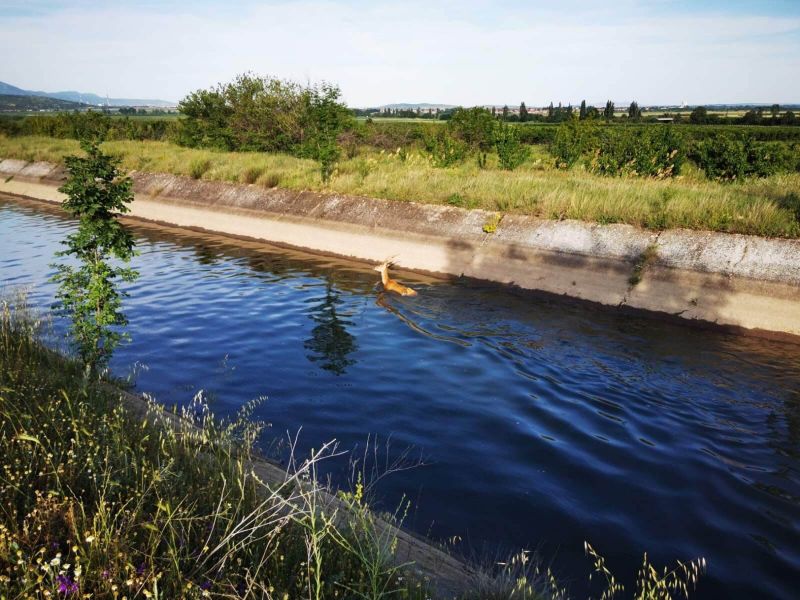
[0,75,798,238]
[3,135,799,238]
[0,298,708,599]
[52,139,138,374]
[0,301,439,599]
[177,73,353,181]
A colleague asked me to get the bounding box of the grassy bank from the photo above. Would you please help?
[0,302,463,599]
[2,135,799,238]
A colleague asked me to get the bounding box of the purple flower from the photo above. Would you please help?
[200,580,212,591]
[136,562,146,576]
[101,569,110,580]
[57,574,78,595]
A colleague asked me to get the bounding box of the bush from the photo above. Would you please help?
[447,107,497,152]
[747,141,797,177]
[591,127,685,178]
[550,118,596,168]
[494,122,530,170]
[691,136,796,181]
[425,131,468,167]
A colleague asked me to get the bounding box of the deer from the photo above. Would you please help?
[374,259,418,296]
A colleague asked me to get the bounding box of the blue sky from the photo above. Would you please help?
[1,0,798,106]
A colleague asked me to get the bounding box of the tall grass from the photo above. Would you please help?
[1,135,798,238]
[0,299,435,599]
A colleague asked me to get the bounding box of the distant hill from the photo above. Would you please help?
[0,80,175,108]
[378,103,456,110]
[0,93,90,112]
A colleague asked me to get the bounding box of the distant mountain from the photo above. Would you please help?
[0,93,90,111]
[0,80,175,107]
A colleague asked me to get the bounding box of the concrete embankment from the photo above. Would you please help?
[2,157,799,339]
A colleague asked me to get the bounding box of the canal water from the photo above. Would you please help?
[2,197,799,599]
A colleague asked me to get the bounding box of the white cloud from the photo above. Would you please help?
[1,0,798,105]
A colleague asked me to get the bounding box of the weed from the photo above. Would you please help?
[629,243,659,286]
[241,165,264,184]
[261,172,281,188]
[188,157,212,179]
[483,213,503,234]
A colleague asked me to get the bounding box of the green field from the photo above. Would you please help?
[3,135,798,238]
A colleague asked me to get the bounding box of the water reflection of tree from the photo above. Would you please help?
[304,279,358,375]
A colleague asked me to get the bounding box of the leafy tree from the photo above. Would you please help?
[586,105,600,120]
[579,100,587,120]
[304,83,353,183]
[604,100,615,121]
[519,102,528,123]
[689,106,709,125]
[494,121,530,170]
[447,107,496,151]
[177,87,234,149]
[628,101,641,121]
[550,117,596,168]
[425,130,468,167]
[52,138,138,374]
[502,105,509,121]
[771,104,781,121]
[690,135,747,180]
[592,127,685,178]
[547,102,554,119]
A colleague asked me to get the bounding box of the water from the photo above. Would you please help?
[2,196,799,599]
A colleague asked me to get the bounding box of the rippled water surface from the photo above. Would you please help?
[2,197,800,598]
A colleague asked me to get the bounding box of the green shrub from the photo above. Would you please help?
[691,136,796,181]
[425,131,468,167]
[550,118,596,168]
[494,122,530,170]
[747,141,797,177]
[447,107,497,152]
[592,127,685,178]
[690,136,747,181]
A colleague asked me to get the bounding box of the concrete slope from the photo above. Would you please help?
[1,158,798,339]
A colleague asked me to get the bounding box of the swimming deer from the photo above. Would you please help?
[374,260,418,296]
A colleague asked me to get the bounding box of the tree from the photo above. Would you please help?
[689,105,709,124]
[519,102,528,123]
[579,100,587,120]
[628,101,641,121]
[547,102,554,119]
[447,107,497,151]
[52,138,138,374]
[771,104,780,121]
[604,100,615,121]
[305,82,352,183]
[502,105,509,121]
[494,121,530,170]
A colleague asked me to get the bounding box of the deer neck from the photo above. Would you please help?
[380,266,390,285]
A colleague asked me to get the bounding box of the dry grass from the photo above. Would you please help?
[2,135,799,237]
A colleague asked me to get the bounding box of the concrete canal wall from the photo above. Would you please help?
[2,157,799,340]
